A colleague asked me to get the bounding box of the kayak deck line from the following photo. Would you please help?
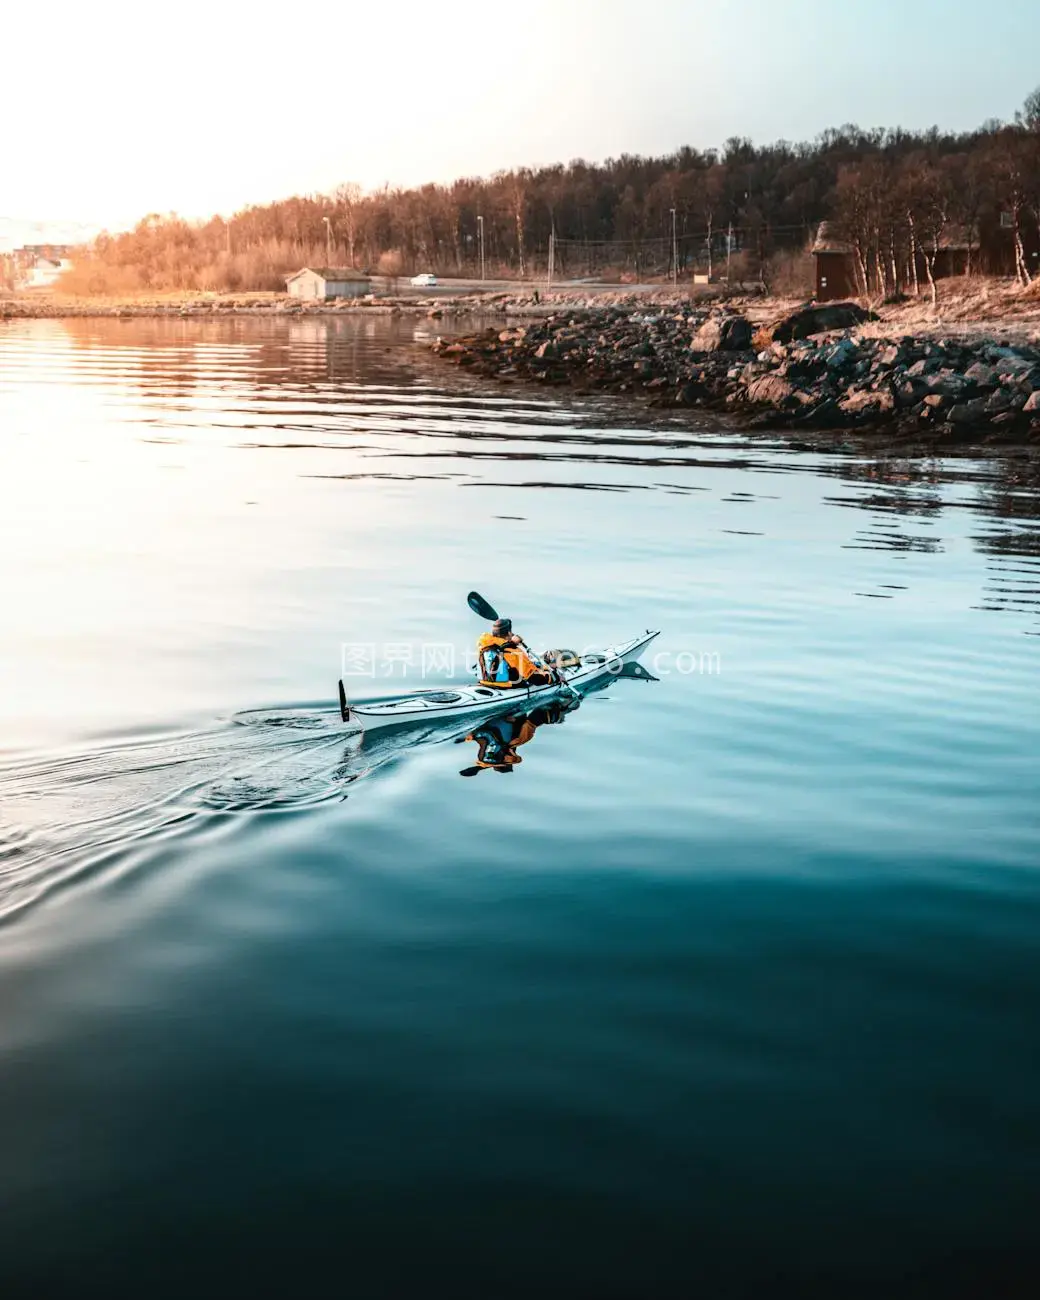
[338,630,660,735]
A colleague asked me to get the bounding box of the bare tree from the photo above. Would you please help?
[1018,83,1040,132]
[377,248,403,295]
[333,183,361,267]
[913,163,952,307]
[990,130,1034,284]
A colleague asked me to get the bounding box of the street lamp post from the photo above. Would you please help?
[322,216,332,267]
[670,208,678,286]
[477,215,485,282]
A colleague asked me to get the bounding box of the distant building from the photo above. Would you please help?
[974,214,1040,278]
[811,223,858,302]
[812,218,1040,301]
[914,224,973,282]
[26,256,71,288]
[19,244,71,260]
[285,267,371,300]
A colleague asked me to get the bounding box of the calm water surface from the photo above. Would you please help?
[1,316,1038,1298]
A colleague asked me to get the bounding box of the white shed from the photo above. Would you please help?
[27,257,72,288]
[285,267,371,300]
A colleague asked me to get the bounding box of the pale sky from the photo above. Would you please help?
[5,0,1038,231]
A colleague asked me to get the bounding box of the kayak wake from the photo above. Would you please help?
[0,637,660,925]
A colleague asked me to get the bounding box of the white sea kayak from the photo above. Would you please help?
[339,629,660,734]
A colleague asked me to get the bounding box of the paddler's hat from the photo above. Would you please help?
[491,618,512,636]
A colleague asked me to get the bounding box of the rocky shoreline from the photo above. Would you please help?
[431,303,1040,454]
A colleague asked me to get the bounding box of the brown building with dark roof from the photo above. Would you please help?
[812,217,1040,302]
[811,223,859,301]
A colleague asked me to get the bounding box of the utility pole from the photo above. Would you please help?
[670,208,677,286]
[225,218,231,257]
[477,215,485,281]
[547,227,554,287]
[726,220,733,282]
[323,216,332,267]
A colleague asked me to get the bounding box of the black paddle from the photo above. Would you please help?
[467,591,500,622]
[338,679,350,723]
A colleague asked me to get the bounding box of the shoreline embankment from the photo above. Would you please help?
[430,299,1040,457]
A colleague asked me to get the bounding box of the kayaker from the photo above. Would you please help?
[476,618,554,687]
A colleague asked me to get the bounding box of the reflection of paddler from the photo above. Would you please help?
[459,715,535,775]
[458,700,573,777]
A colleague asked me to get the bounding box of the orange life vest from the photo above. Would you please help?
[476,633,540,686]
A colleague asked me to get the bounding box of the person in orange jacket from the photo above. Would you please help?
[476,617,554,687]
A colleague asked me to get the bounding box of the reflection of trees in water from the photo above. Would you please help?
[828,459,947,555]
[59,314,427,395]
[972,460,1040,619]
[828,454,1040,621]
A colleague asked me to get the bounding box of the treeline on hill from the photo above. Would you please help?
[60,88,1040,297]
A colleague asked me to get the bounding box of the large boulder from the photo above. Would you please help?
[690,314,753,352]
[767,301,874,344]
[926,371,971,399]
[947,398,990,426]
[963,361,997,388]
[746,374,796,406]
[839,388,896,416]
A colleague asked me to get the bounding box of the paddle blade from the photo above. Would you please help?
[467,591,499,621]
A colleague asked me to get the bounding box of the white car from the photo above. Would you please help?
[410,273,438,287]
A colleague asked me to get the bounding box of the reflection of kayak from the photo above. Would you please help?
[339,630,660,734]
[334,652,657,787]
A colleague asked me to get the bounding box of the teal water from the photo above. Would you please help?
[0,316,1038,1298]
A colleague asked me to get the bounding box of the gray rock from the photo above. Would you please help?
[964,362,997,387]
[947,398,989,426]
[746,375,796,406]
[769,302,873,343]
[984,389,1015,414]
[895,378,928,408]
[677,382,706,405]
[690,314,753,352]
[926,371,969,399]
[995,358,1033,378]
[840,388,895,416]
[821,337,859,369]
